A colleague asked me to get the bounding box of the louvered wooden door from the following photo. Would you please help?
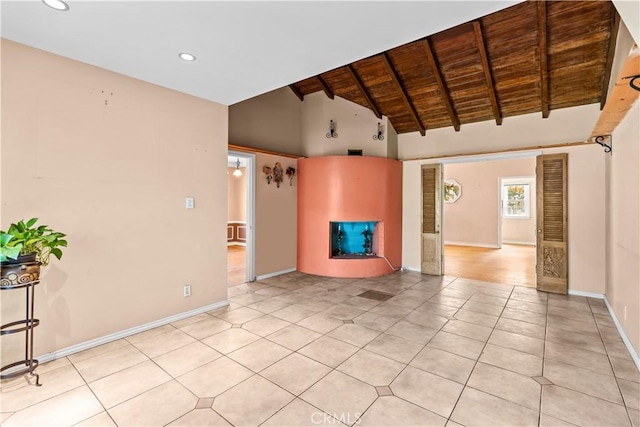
[421,164,443,275]
[536,154,568,294]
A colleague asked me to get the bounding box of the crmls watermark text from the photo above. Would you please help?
[311,412,362,425]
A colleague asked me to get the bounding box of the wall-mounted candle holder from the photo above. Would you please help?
[372,122,384,141]
[326,120,338,138]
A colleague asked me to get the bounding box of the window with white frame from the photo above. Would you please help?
[501,180,531,218]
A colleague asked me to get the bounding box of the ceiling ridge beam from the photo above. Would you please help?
[381,52,426,136]
[537,1,549,118]
[423,39,460,132]
[346,65,382,119]
[472,21,502,126]
[288,84,304,102]
[600,9,620,110]
[317,75,334,100]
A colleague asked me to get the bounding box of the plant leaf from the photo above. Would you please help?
[50,248,63,260]
[1,244,22,260]
[0,233,13,246]
[26,218,38,228]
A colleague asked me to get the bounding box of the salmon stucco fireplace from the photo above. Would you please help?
[297,156,402,278]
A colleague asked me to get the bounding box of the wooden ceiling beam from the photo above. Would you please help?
[472,21,502,126]
[317,75,334,100]
[288,84,304,102]
[381,53,426,136]
[346,65,382,119]
[600,11,620,110]
[591,46,640,137]
[537,1,549,118]
[423,39,460,131]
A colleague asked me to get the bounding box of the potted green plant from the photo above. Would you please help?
[0,218,67,286]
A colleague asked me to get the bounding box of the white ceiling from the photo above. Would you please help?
[1,1,519,106]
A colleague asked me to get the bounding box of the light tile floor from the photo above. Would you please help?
[1,271,639,426]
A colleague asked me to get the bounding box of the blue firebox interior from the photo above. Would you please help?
[330,221,378,258]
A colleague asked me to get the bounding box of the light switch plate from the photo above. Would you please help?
[186,197,194,209]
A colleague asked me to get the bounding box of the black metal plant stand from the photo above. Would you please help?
[1,278,42,386]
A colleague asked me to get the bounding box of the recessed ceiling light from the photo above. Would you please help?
[178,52,196,62]
[42,0,69,11]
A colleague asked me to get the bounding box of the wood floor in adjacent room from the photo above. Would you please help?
[227,245,246,286]
[445,244,536,288]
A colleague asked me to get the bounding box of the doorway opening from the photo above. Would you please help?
[227,151,255,286]
[441,155,537,287]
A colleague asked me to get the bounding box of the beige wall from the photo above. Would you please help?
[443,158,536,247]
[404,144,606,294]
[541,145,607,295]
[1,40,229,359]
[255,153,297,277]
[229,87,302,156]
[387,123,399,160]
[227,167,247,222]
[398,104,602,160]
[606,101,639,355]
[301,92,392,158]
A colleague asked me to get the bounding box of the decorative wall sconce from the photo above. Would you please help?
[372,122,384,141]
[286,167,296,186]
[263,165,273,184]
[232,158,243,177]
[326,120,338,138]
[590,135,612,154]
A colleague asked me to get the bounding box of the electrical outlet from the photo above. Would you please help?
[184,284,191,297]
[185,197,194,209]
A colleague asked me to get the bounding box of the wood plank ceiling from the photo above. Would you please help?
[289,1,619,135]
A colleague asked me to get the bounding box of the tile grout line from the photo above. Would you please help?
[307,275,461,425]
[8,272,636,426]
[541,295,635,423]
[236,275,453,425]
[444,283,518,424]
[589,297,636,427]
[539,289,551,427]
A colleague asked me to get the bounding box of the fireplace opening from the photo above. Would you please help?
[330,221,381,259]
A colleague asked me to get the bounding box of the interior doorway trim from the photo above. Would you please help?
[439,150,542,165]
[437,151,539,281]
[228,150,256,282]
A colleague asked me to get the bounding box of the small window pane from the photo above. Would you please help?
[502,183,530,218]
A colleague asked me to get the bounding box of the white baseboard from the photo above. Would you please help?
[36,300,230,364]
[568,290,640,371]
[227,242,246,247]
[502,240,536,246]
[403,266,422,273]
[603,295,640,372]
[445,241,500,249]
[568,290,605,299]
[256,268,296,281]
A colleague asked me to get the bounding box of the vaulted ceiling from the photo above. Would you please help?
[289,1,620,135]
